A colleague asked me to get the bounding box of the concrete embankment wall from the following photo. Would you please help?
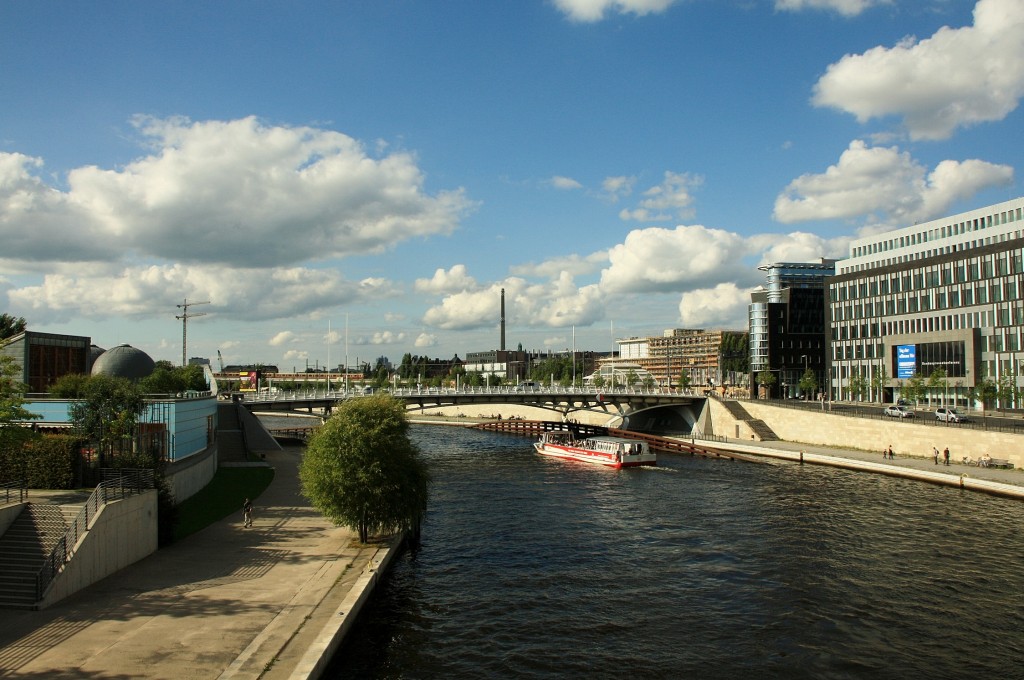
[408,403,623,428]
[292,532,406,680]
[710,399,1023,469]
[40,490,158,609]
[166,444,219,504]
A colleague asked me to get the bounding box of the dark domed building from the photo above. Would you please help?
[87,344,106,373]
[90,344,156,381]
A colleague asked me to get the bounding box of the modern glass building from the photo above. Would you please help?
[749,261,835,398]
[827,196,1024,407]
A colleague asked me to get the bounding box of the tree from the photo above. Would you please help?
[68,375,145,467]
[926,368,947,407]
[798,368,818,400]
[49,372,92,398]
[0,313,26,340]
[0,355,40,472]
[755,370,776,397]
[300,394,429,543]
[848,367,868,402]
[677,368,692,392]
[997,372,1017,413]
[870,363,889,403]
[905,372,925,405]
[140,362,208,394]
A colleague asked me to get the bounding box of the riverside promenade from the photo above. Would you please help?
[0,445,400,680]
[1,425,1022,679]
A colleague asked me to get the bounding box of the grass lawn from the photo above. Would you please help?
[173,466,275,541]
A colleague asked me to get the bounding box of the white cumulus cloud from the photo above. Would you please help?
[414,264,479,294]
[1,116,473,269]
[812,0,1024,139]
[619,171,702,222]
[553,0,678,22]
[773,140,1014,225]
[775,0,889,16]
[678,283,754,328]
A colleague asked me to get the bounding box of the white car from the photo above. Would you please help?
[935,407,968,423]
[884,405,915,418]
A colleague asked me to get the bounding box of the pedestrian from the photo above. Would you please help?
[944,447,950,466]
[933,447,940,465]
[887,445,894,460]
[243,497,253,527]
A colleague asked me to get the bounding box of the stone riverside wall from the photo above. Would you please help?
[710,398,1023,469]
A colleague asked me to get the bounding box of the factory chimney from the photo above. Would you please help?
[500,288,506,351]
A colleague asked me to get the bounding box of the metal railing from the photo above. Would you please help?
[36,468,155,601]
[1,480,27,505]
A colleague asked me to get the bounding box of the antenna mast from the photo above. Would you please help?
[175,299,210,367]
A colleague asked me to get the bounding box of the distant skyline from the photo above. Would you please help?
[2,0,1021,369]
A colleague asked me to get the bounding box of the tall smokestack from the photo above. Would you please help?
[500,288,506,351]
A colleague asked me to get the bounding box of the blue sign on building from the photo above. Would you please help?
[897,345,916,379]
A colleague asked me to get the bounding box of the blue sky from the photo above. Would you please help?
[2,0,1022,371]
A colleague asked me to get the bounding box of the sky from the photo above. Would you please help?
[2,0,1023,372]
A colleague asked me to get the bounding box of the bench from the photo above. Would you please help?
[978,457,1014,469]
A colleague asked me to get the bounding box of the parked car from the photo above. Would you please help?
[935,407,968,423]
[884,405,915,418]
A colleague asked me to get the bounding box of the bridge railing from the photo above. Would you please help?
[238,384,703,403]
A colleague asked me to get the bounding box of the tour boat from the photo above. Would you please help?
[533,431,657,468]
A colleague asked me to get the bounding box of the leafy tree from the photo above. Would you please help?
[0,313,26,340]
[677,368,692,392]
[798,368,818,400]
[997,371,1019,412]
[905,372,925,405]
[0,355,41,473]
[140,362,208,394]
[49,372,92,398]
[848,367,868,401]
[755,369,776,397]
[926,368,947,407]
[871,363,889,403]
[592,374,606,389]
[68,375,145,467]
[300,394,429,543]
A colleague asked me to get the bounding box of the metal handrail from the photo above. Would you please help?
[35,469,155,601]
[1,480,28,505]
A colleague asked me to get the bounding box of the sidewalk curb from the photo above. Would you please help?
[289,532,406,680]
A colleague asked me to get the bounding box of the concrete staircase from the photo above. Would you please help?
[0,504,71,609]
[720,400,780,442]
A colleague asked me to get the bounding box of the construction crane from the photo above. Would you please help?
[175,299,210,367]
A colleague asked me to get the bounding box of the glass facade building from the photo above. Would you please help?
[828,196,1024,407]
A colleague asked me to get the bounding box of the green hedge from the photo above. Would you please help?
[0,434,84,489]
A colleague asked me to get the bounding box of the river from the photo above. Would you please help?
[313,425,1023,679]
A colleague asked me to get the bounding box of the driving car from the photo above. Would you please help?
[935,407,968,423]
[884,405,915,418]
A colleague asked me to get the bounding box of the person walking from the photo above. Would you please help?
[886,445,894,460]
[943,447,951,466]
[243,498,253,527]
[933,447,940,465]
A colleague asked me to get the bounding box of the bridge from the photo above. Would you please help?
[237,386,707,435]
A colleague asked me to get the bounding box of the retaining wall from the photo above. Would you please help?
[40,490,158,610]
[719,400,1022,469]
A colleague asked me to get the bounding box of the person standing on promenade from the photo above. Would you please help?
[943,447,951,466]
[886,445,894,460]
[933,447,940,465]
[243,498,253,527]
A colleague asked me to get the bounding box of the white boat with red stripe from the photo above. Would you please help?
[533,431,657,468]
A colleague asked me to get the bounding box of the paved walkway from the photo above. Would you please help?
[0,429,1021,679]
[715,437,1024,496]
[0,446,390,680]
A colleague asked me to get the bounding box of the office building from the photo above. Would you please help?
[828,196,1024,407]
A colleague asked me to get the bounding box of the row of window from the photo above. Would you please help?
[851,206,1023,260]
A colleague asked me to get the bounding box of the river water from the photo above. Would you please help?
[320,425,1024,679]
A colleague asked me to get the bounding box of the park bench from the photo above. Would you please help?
[988,458,1014,469]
